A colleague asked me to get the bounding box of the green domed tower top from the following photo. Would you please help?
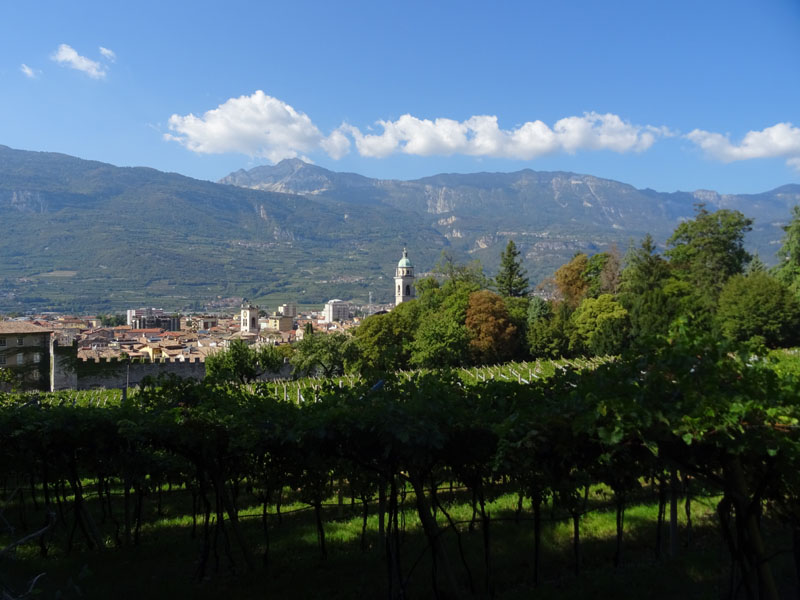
[397,248,413,269]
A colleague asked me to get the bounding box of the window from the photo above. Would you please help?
[16,353,24,365]
[0,338,5,346]
[16,337,24,346]
[33,352,41,364]
[0,356,5,365]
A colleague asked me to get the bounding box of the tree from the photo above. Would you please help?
[0,367,19,392]
[554,254,590,308]
[291,332,353,378]
[598,245,622,295]
[570,294,630,356]
[583,249,622,298]
[746,253,767,274]
[528,301,573,358]
[410,314,470,368]
[495,240,529,297]
[407,256,491,369]
[619,234,676,343]
[205,339,283,384]
[774,205,800,295]
[715,271,800,348]
[100,314,127,327]
[433,251,490,289]
[351,301,419,376]
[503,295,531,360]
[665,204,753,315]
[526,296,552,327]
[465,290,518,364]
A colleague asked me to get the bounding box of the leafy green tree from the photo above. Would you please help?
[100,313,127,326]
[583,248,622,298]
[665,204,753,318]
[774,205,800,294]
[495,239,529,297]
[414,276,441,307]
[0,367,19,392]
[291,332,353,378]
[406,256,491,369]
[465,290,518,365]
[433,251,490,289]
[351,301,419,376]
[715,271,800,348]
[205,339,283,384]
[409,313,470,368]
[570,294,630,356]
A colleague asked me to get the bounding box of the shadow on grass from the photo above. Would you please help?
[1,485,797,600]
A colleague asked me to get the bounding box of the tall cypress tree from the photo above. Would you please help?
[495,240,529,297]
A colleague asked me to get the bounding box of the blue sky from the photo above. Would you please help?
[2,0,799,194]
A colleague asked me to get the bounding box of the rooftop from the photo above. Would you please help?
[0,321,53,334]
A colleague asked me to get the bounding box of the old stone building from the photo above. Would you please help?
[0,321,53,391]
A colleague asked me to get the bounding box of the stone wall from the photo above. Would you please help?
[72,357,207,390]
[52,342,291,390]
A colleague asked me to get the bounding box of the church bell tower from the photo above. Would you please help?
[240,300,259,333]
[394,248,415,306]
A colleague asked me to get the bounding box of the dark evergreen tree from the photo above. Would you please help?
[746,252,767,274]
[495,240,529,297]
[619,235,675,343]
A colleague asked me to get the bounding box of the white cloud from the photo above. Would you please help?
[345,111,666,159]
[99,46,116,62]
[165,90,348,162]
[320,128,351,160]
[165,90,668,163]
[51,44,106,79]
[20,64,38,79]
[687,122,800,169]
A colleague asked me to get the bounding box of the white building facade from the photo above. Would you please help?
[323,299,350,322]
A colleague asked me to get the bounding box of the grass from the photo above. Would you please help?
[0,480,796,599]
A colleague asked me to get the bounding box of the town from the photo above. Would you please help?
[0,249,417,391]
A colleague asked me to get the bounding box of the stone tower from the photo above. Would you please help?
[240,300,259,333]
[394,248,415,306]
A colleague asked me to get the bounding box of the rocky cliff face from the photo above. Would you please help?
[221,159,800,279]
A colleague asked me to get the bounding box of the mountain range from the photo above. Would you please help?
[1,144,798,313]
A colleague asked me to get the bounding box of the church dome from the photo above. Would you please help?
[397,249,413,268]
